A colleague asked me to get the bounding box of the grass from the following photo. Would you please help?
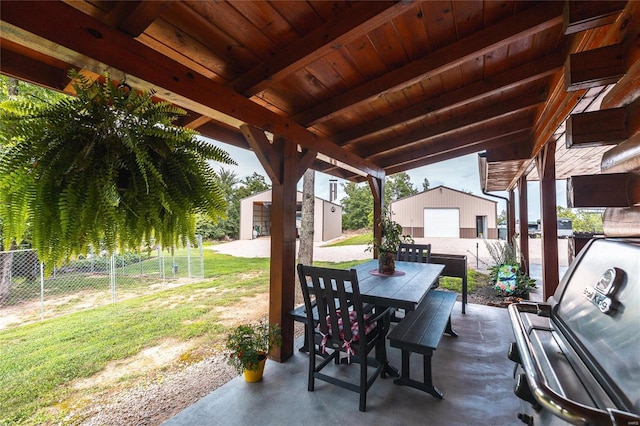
[0,250,364,425]
[323,232,372,247]
[438,269,484,293]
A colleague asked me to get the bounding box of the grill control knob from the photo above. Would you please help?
[508,342,521,364]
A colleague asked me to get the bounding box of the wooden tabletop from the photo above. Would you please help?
[352,259,445,312]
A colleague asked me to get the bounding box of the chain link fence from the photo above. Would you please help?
[0,236,204,329]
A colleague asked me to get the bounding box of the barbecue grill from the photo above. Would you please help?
[508,238,640,425]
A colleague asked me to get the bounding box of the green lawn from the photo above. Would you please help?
[0,251,363,425]
[323,232,372,246]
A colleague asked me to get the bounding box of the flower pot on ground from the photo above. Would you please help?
[368,207,413,275]
[225,319,281,382]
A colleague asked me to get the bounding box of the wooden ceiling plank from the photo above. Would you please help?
[333,51,563,145]
[0,0,383,180]
[231,1,410,96]
[292,2,563,127]
[563,1,627,35]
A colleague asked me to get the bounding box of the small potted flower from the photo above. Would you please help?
[225,319,281,382]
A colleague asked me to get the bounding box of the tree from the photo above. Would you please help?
[341,182,373,230]
[385,172,417,204]
[0,72,235,271]
[298,169,314,266]
[497,209,507,224]
[422,177,430,191]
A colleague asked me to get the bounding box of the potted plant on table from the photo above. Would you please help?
[368,208,414,275]
[225,319,281,382]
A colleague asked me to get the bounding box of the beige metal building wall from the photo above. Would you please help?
[240,190,342,241]
[390,186,498,239]
[319,199,342,241]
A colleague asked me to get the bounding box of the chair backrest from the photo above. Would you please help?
[296,264,366,346]
[396,243,432,263]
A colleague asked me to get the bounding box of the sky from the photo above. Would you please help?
[206,137,567,222]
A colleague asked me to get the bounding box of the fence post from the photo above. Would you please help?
[198,235,204,278]
[110,253,116,303]
[40,262,44,320]
[187,240,192,278]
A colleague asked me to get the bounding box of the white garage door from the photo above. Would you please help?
[424,208,459,238]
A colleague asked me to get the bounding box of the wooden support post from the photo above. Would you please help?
[537,141,559,299]
[241,125,297,362]
[508,189,516,243]
[518,175,530,277]
[368,175,384,259]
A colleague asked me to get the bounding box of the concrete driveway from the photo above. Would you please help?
[209,236,569,273]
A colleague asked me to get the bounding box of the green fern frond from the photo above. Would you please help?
[0,71,233,272]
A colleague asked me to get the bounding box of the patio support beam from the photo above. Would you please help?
[368,175,384,259]
[564,43,626,91]
[517,175,530,277]
[537,141,560,299]
[508,189,516,243]
[241,125,297,362]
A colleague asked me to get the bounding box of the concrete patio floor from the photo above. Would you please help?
[162,302,524,426]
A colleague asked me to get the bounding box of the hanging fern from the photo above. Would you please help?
[0,71,235,272]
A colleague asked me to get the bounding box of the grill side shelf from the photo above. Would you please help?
[507,303,639,425]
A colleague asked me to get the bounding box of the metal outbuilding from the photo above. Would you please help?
[390,186,498,239]
[239,190,342,242]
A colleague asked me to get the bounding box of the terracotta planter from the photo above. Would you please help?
[378,251,395,275]
[243,353,267,382]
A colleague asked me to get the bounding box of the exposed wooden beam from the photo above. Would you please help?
[109,1,168,37]
[568,173,640,207]
[241,125,283,185]
[296,149,318,183]
[382,129,532,176]
[354,94,542,158]
[334,53,562,147]
[0,1,384,180]
[565,43,626,91]
[374,115,533,166]
[565,106,628,148]
[231,1,411,96]
[179,113,212,130]
[563,1,626,35]
[0,45,70,91]
[485,137,535,162]
[292,2,563,126]
[196,122,251,150]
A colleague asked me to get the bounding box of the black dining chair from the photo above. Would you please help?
[296,264,391,412]
[396,242,432,263]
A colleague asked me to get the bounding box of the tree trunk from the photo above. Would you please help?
[298,169,315,266]
[296,169,315,304]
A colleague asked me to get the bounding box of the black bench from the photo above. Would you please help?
[289,303,319,353]
[430,253,467,314]
[387,290,458,398]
